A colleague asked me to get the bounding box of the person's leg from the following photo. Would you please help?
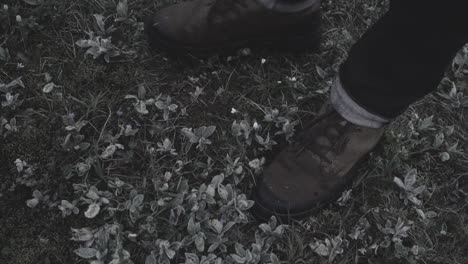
[252,1,468,221]
[333,0,468,126]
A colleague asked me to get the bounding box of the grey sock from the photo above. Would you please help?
[257,0,320,13]
[331,76,390,129]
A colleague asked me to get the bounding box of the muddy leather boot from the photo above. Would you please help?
[251,102,385,222]
[145,0,321,53]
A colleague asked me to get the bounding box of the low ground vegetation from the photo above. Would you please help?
[1,0,467,263]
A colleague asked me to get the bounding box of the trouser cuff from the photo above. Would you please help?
[331,76,390,128]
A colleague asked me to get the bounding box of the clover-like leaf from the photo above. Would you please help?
[84,203,101,219]
[74,248,97,259]
[210,219,223,234]
[26,198,39,208]
[116,0,128,18]
[145,252,157,264]
[101,144,117,158]
[75,39,97,48]
[194,234,205,252]
[71,228,94,241]
[181,128,199,143]
[93,14,106,34]
[195,126,216,138]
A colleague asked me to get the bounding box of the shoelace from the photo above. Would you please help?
[295,110,352,165]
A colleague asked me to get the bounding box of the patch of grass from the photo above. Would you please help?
[1,0,468,264]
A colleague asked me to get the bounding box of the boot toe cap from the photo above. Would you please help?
[251,180,323,222]
[144,10,183,49]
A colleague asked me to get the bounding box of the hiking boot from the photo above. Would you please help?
[251,102,385,222]
[145,0,321,53]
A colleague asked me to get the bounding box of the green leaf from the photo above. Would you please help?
[71,228,94,241]
[404,169,418,187]
[42,82,57,93]
[116,0,128,17]
[77,142,91,150]
[93,14,106,34]
[181,128,198,143]
[408,196,422,206]
[23,0,43,5]
[210,219,223,234]
[210,174,224,186]
[418,116,434,131]
[164,247,176,259]
[124,125,139,136]
[86,190,100,200]
[137,84,146,99]
[74,248,97,259]
[269,216,278,229]
[235,243,245,256]
[187,217,199,234]
[85,46,101,59]
[145,253,158,264]
[237,199,254,210]
[439,152,450,162]
[218,185,229,201]
[270,253,280,264]
[101,144,117,158]
[202,126,216,138]
[26,198,39,208]
[447,141,459,152]
[155,100,166,110]
[125,94,138,100]
[132,194,144,208]
[0,46,9,61]
[194,234,205,252]
[416,208,426,219]
[61,200,73,208]
[394,241,409,258]
[84,203,100,218]
[133,101,148,114]
[433,132,445,148]
[393,177,406,190]
[311,242,329,257]
[32,190,42,199]
[222,221,236,234]
[259,223,271,233]
[315,66,327,78]
[168,104,178,112]
[208,242,220,253]
[230,254,246,264]
[412,185,426,195]
[426,211,438,218]
[76,39,96,48]
[185,253,199,264]
[163,110,170,121]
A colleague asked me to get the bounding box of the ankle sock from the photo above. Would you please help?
[331,76,390,129]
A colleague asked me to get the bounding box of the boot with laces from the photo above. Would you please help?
[251,102,385,221]
[145,0,321,53]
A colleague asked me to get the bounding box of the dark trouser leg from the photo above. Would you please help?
[334,0,468,123]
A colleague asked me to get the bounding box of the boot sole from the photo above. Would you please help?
[144,13,321,56]
[250,180,349,223]
[249,156,372,223]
